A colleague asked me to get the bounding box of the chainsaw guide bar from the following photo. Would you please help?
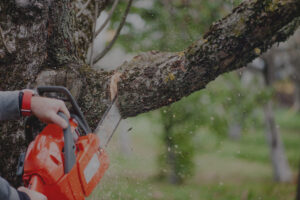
[94,96,122,148]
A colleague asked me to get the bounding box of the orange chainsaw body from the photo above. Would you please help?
[23,121,109,200]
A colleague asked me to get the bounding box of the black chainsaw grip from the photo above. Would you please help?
[58,112,76,174]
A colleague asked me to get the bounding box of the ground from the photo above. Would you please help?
[88,108,300,200]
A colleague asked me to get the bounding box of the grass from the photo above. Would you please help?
[88,109,300,200]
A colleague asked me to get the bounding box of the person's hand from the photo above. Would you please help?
[18,187,47,200]
[31,96,70,129]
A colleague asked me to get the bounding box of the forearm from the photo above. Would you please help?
[0,91,21,121]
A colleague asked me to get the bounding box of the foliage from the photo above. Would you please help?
[90,109,300,200]
[155,71,272,182]
[205,72,273,136]
[114,0,242,52]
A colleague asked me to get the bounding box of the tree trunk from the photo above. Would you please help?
[296,163,300,200]
[264,101,292,182]
[165,126,180,184]
[228,122,242,141]
[162,109,181,184]
[291,30,300,112]
[262,55,292,182]
[294,82,300,112]
[0,0,299,185]
[285,44,300,111]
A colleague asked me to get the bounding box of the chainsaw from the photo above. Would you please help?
[16,86,122,200]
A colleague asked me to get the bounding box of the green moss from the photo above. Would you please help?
[233,17,246,37]
[265,0,280,12]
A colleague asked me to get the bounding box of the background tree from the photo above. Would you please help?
[158,106,196,184]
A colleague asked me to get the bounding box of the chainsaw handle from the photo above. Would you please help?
[37,86,91,134]
[58,112,76,174]
[28,175,44,194]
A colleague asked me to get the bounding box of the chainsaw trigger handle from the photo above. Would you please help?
[58,112,76,174]
[37,86,91,134]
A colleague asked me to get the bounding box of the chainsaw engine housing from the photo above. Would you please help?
[23,122,109,200]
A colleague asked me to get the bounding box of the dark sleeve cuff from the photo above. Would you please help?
[0,91,21,120]
[17,191,30,200]
[19,91,24,117]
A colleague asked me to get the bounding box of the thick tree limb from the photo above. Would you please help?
[114,0,300,117]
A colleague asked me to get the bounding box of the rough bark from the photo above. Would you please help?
[0,0,299,185]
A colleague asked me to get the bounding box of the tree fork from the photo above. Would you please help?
[0,0,299,185]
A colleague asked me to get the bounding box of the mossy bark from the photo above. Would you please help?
[0,0,299,186]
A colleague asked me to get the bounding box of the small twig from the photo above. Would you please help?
[0,26,12,54]
[93,0,133,64]
[95,0,120,37]
[76,0,92,18]
[98,0,110,17]
[89,0,99,67]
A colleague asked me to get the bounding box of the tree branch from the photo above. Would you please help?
[92,0,133,64]
[89,0,99,67]
[95,0,120,38]
[112,0,300,117]
[76,0,92,18]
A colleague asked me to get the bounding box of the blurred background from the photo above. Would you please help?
[73,0,300,199]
